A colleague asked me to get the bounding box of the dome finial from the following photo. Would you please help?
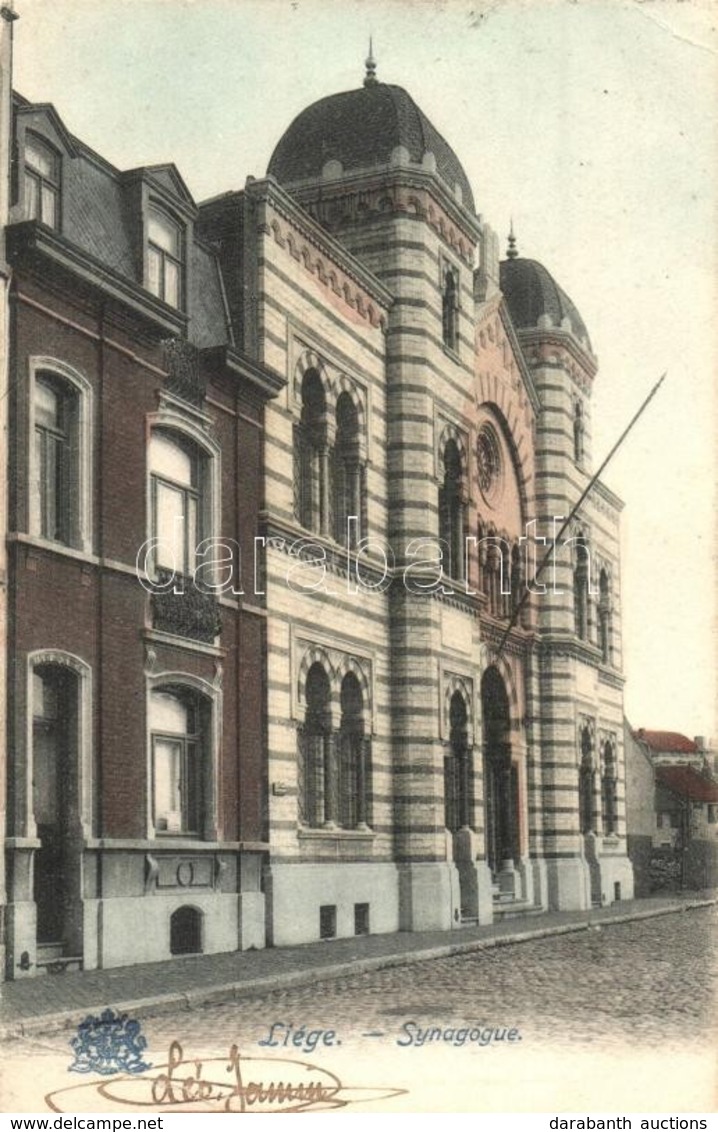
[507,218,519,260]
[364,37,378,86]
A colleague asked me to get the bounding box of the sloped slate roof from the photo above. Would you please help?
[656,766,718,803]
[500,257,591,350]
[634,730,698,754]
[268,83,475,213]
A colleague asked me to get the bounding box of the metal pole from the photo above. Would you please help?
[494,373,666,663]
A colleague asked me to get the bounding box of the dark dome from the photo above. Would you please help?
[268,82,475,214]
[500,257,591,351]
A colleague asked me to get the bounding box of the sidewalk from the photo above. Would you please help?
[1,892,714,1039]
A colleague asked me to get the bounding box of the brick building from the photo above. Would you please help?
[0,12,282,976]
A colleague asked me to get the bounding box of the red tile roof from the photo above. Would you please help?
[633,729,697,754]
[656,765,718,802]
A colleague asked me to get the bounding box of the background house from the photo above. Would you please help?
[626,727,718,892]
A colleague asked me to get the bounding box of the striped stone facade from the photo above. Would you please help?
[200,74,634,945]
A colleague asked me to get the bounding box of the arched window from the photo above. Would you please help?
[478,525,511,619]
[579,723,595,835]
[298,663,332,827]
[150,686,208,835]
[598,568,611,663]
[574,401,585,463]
[170,906,203,955]
[602,740,618,835]
[147,206,183,308]
[439,439,464,581]
[574,539,590,641]
[294,370,328,534]
[444,691,472,832]
[30,361,93,552]
[333,393,362,547]
[297,663,372,831]
[442,266,459,351]
[33,375,75,545]
[338,673,370,829]
[149,430,205,579]
[24,133,60,229]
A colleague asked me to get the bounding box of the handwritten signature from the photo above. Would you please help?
[47,1040,406,1113]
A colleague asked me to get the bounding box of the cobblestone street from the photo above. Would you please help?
[151,906,715,1053]
[11,906,716,1057]
[3,907,715,1113]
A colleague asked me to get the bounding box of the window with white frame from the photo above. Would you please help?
[150,687,207,835]
[30,362,92,552]
[147,207,183,308]
[24,133,60,229]
[149,429,205,579]
[33,375,74,544]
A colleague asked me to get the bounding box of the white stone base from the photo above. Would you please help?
[595,852,635,905]
[398,861,460,931]
[5,900,37,979]
[266,862,400,946]
[528,857,549,910]
[238,891,266,950]
[85,893,240,968]
[545,856,592,911]
[475,860,495,924]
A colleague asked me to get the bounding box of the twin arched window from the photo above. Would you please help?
[294,370,364,545]
[297,664,371,830]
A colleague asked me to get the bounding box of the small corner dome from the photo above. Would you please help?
[500,257,592,352]
[267,82,475,214]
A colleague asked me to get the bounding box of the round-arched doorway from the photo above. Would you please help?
[481,666,519,875]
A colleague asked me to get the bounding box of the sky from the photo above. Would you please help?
[11,0,717,739]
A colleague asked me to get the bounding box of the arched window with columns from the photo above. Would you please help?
[598,568,612,664]
[579,721,595,835]
[444,690,472,832]
[338,673,371,829]
[294,369,329,535]
[442,266,459,351]
[574,537,591,641]
[439,439,465,581]
[333,392,363,548]
[574,400,585,463]
[298,662,333,828]
[602,738,618,835]
[297,659,372,831]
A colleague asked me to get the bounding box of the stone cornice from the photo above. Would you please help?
[515,326,598,384]
[279,163,482,249]
[594,478,624,514]
[247,176,394,313]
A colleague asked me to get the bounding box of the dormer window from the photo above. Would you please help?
[147,207,183,308]
[24,134,60,229]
